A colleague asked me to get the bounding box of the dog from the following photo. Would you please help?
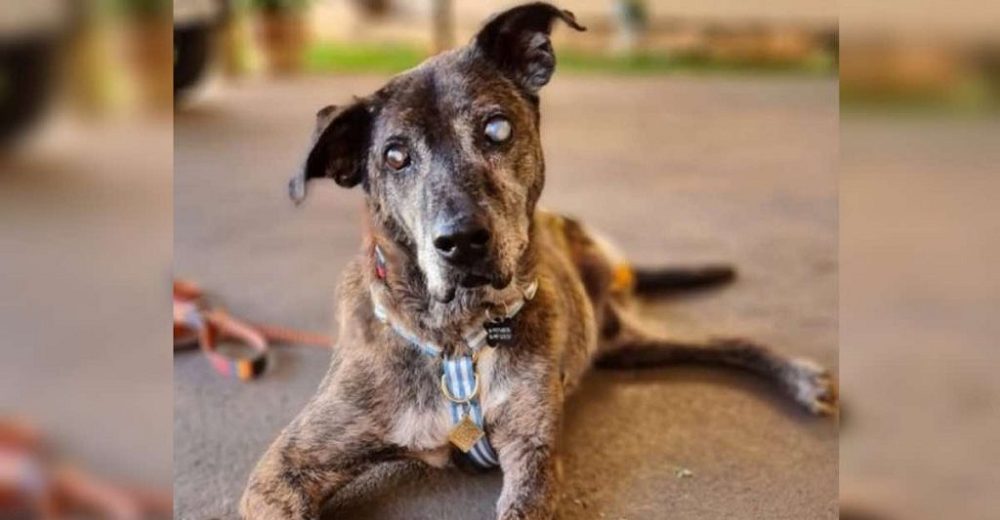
[241,3,837,519]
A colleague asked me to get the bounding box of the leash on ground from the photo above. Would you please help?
[0,418,173,519]
[173,279,332,381]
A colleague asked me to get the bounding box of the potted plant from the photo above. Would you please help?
[174,0,226,100]
[252,0,312,75]
[213,0,257,80]
[0,2,65,145]
[120,0,174,110]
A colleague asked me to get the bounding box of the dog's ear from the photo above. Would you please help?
[474,2,585,95]
[289,101,373,204]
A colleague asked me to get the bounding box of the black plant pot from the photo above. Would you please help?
[174,22,213,99]
[0,35,58,147]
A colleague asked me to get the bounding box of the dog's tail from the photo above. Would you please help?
[631,265,736,295]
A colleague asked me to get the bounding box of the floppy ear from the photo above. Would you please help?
[289,101,373,204]
[474,2,585,95]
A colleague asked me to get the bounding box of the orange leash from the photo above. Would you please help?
[250,323,331,348]
[0,418,172,519]
[173,279,332,381]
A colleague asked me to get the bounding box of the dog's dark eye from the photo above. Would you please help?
[484,116,512,143]
[384,144,410,170]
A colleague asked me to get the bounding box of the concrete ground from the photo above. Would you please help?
[1,119,173,489]
[839,117,1000,520]
[174,74,838,519]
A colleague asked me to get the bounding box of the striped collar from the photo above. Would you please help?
[371,278,538,357]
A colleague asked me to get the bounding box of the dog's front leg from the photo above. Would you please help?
[240,394,400,520]
[495,438,559,520]
[492,377,562,520]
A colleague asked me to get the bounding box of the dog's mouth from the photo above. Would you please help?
[460,270,512,290]
[460,274,492,289]
[434,269,513,303]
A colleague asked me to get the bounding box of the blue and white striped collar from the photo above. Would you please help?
[371,279,538,358]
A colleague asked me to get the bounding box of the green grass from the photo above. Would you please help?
[305,43,426,74]
[840,77,1000,116]
[559,50,835,76]
[304,41,837,76]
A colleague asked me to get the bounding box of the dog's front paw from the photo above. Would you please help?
[241,486,305,520]
[498,509,555,520]
[787,358,838,415]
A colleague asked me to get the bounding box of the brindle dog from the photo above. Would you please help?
[241,3,837,519]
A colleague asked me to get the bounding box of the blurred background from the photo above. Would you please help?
[0,0,996,518]
[839,1,1000,520]
[173,0,838,95]
[1,0,173,518]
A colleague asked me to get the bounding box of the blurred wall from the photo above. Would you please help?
[310,0,838,47]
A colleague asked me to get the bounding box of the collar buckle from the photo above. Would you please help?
[440,371,480,404]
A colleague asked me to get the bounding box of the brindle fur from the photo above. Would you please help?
[242,4,837,519]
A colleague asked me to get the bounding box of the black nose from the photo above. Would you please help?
[433,217,491,266]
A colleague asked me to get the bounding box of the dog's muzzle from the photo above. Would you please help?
[431,213,508,289]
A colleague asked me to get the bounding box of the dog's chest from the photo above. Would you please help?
[385,348,510,466]
[385,401,452,467]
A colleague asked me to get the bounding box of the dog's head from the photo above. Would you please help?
[291,3,584,303]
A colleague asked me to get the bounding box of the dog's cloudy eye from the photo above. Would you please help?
[484,116,512,143]
[384,144,410,170]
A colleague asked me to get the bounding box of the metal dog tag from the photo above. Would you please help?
[448,414,485,453]
[484,319,513,347]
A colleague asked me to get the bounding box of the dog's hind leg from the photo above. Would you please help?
[596,308,837,415]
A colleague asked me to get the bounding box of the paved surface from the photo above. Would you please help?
[174,74,838,519]
[839,117,1000,520]
[1,119,173,489]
